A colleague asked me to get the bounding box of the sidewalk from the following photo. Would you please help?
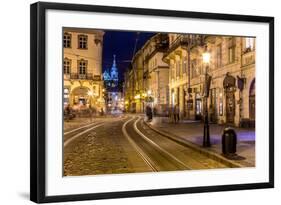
[146,117,255,167]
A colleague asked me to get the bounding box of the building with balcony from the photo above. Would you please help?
[163,34,205,120]
[124,34,170,114]
[124,64,136,112]
[164,34,255,127]
[142,34,170,114]
[63,28,105,111]
[125,50,145,113]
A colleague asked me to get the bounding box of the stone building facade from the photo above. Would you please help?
[124,32,255,127]
[142,34,169,113]
[63,28,105,111]
[124,34,169,113]
[163,34,255,127]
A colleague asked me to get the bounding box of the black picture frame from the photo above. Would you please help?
[30,2,274,203]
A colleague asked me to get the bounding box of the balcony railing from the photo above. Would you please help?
[64,73,101,80]
[164,35,204,58]
[242,52,255,67]
[143,34,169,62]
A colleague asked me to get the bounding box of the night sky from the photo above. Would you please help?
[102,30,156,82]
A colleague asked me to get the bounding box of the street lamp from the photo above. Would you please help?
[202,50,211,65]
[202,45,211,147]
[134,94,141,100]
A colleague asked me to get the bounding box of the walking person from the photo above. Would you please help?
[153,106,157,117]
[174,104,180,123]
[168,106,171,122]
[64,104,71,122]
[88,105,93,122]
[146,105,153,122]
[100,108,104,116]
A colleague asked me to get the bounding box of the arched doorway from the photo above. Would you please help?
[71,87,90,106]
[249,79,255,120]
[223,73,236,124]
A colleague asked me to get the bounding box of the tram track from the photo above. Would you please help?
[64,122,105,147]
[64,116,129,147]
[122,116,192,172]
[122,117,158,172]
[123,116,227,171]
[64,121,103,143]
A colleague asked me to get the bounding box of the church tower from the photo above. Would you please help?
[110,54,118,82]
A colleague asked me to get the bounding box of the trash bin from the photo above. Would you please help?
[222,127,237,155]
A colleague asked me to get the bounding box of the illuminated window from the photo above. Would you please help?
[78,34,88,49]
[191,59,199,78]
[64,88,69,104]
[176,61,180,77]
[170,64,175,80]
[228,38,235,63]
[216,44,222,68]
[63,33,71,48]
[182,57,187,73]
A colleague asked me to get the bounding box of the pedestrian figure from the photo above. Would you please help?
[92,107,97,117]
[89,105,93,122]
[146,105,153,122]
[173,104,180,123]
[168,106,172,122]
[64,104,71,121]
[100,108,104,116]
[153,107,157,117]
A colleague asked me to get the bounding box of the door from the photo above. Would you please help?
[249,79,255,120]
[209,88,217,123]
[249,96,255,119]
[195,93,202,120]
[226,88,235,124]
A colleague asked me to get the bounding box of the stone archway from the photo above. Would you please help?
[249,79,255,120]
[71,86,90,106]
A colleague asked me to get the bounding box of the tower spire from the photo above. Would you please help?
[110,54,118,82]
[113,54,116,67]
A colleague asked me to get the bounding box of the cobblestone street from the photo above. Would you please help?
[64,116,151,176]
[63,115,238,176]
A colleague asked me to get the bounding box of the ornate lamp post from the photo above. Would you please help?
[202,46,212,147]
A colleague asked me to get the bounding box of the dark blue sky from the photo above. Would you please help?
[102,30,155,81]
